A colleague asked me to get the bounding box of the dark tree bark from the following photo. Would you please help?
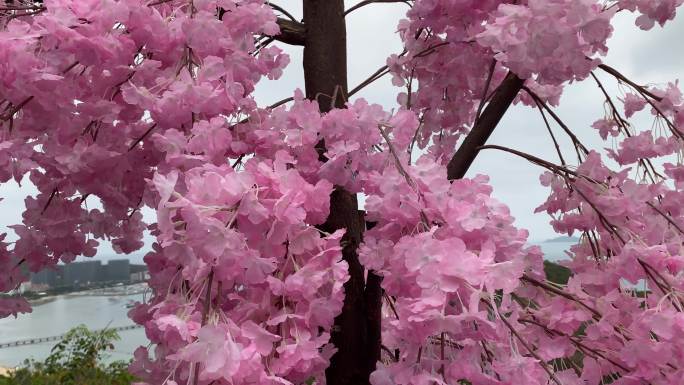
[303,0,347,111]
[302,1,380,385]
[300,4,522,385]
[275,19,306,46]
[446,72,525,180]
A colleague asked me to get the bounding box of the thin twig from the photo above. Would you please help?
[0,96,33,122]
[127,124,157,151]
[378,125,431,228]
[269,96,294,109]
[0,5,44,10]
[478,145,580,177]
[193,270,214,385]
[344,0,411,16]
[383,292,400,319]
[521,275,601,319]
[518,318,632,373]
[598,64,662,101]
[348,67,390,98]
[597,64,682,139]
[41,188,58,215]
[523,86,589,156]
[474,59,497,126]
[647,202,684,235]
[591,72,663,182]
[268,2,297,22]
[348,42,450,99]
[200,271,214,326]
[535,101,566,166]
[497,311,563,385]
[381,345,399,362]
[147,0,176,6]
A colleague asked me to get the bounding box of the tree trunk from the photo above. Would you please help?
[302,1,379,384]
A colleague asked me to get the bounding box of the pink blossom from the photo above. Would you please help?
[169,325,242,381]
[622,93,648,117]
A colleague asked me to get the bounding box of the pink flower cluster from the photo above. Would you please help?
[387,0,508,161]
[0,0,287,313]
[477,0,614,85]
[360,157,545,384]
[387,0,683,163]
[131,160,349,384]
[530,78,684,382]
[619,0,684,29]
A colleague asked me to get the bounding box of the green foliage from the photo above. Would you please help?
[544,260,572,285]
[0,325,135,385]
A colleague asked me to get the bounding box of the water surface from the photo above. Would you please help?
[0,293,147,367]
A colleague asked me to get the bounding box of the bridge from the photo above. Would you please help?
[0,324,143,349]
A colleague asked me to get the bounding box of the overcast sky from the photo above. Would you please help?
[1,1,682,263]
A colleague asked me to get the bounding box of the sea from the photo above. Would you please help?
[0,241,576,367]
[0,293,147,367]
[537,240,575,262]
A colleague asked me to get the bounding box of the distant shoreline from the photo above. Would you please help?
[543,236,579,243]
[28,283,146,307]
[28,296,58,306]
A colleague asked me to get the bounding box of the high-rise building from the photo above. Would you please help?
[30,258,143,288]
[30,265,66,287]
[62,260,101,286]
[103,259,131,282]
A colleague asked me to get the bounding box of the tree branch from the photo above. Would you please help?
[535,100,566,166]
[192,270,214,385]
[348,65,390,98]
[521,274,602,319]
[344,0,411,17]
[127,123,157,151]
[268,2,297,22]
[598,63,662,101]
[522,86,590,158]
[497,309,563,385]
[474,59,497,126]
[274,18,305,46]
[446,71,525,180]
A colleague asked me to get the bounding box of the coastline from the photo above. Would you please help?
[27,283,147,307]
[1,287,147,368]
[28,296,57,306]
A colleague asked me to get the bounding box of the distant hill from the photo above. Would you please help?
[544,236,579,243]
